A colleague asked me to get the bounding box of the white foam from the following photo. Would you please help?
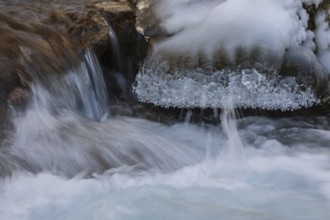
[1,116,330,220]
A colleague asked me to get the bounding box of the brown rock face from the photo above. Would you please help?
[0,0,144,141]
[0,10,78,105]
[0,0,141,95]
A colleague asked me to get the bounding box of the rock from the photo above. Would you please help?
[0,0,144,94]
[0,9,78,96]
[8,87,30,109]
[136,1,330,104]
[0,0,145,139]
[281,46,329,97]
[0,102,11,143]
[303,1,330,30]
[320,0,330,13]
[135,0,164,38]
[95,1,136,55]
[93,1,148,98]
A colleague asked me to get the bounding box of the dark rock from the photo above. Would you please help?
[303,4,317,31]
[303,1,330,31]
[91,1,148,99]
[280,46,329,97]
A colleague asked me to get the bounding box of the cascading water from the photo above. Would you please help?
[0,49,204,177]
[1,0,330,220]
[220,97,244,172]
[30,48,110,122]
[2,86,330,219]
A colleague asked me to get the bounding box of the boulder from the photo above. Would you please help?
[281,46,329,96]
[0,0,144,139]
[135,0,164,38]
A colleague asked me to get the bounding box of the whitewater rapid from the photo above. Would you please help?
[1,115,330,220]
[0,4,329,217]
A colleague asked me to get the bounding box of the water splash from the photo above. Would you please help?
[108,26,125,76]
[2,81,330,219]
[29,49,109,122]
[106,26,134,97]
[220,97,244,172]
[0,49,205,176]
[83,49,110,121]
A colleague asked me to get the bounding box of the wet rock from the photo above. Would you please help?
[135,0,164,38]
[60,9,110,56]
[0,10,78,99]
[95,1,136,55]
[92,1,148,98]
[0,0,145,139]
[0,0,144,91]
[281,46,329,97]
[135,1,330,107]
[303,1,330,30]
[0,102,11,143]
[8,87,30,109]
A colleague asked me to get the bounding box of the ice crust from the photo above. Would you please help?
[133,0,328,110]
[133,64,318,110]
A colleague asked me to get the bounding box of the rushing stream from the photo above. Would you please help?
[1,0,330,219]
[0,48,330,219]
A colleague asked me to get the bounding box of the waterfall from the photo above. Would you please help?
[108,26,125,75]
[0,49,203,177]
[83,49,110,121]
[27,49,109,122]
[220,97,244,171]
[0,48,244,178]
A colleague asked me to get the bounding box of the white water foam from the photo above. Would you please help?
[0,50,203,176]
[1,116,330,220]
[1,60,330,218]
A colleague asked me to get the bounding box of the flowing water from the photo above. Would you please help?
[1,0,330,219]
[0,49,330,219]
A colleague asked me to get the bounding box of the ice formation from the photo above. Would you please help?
[134,0,330,109]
